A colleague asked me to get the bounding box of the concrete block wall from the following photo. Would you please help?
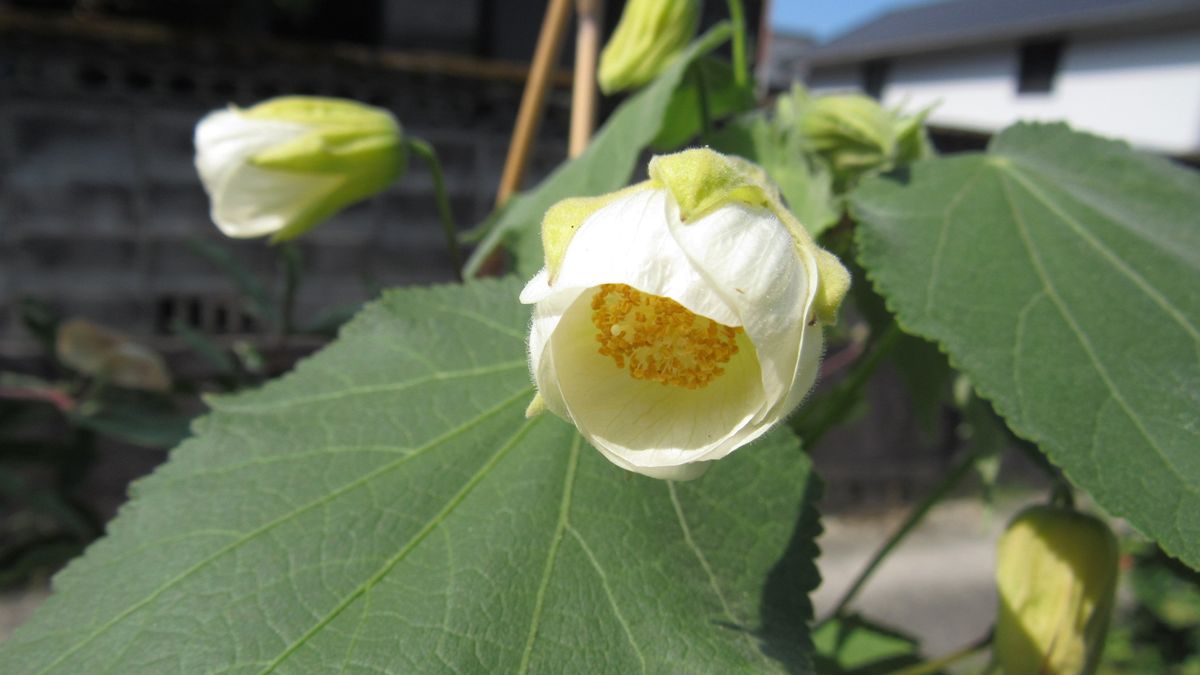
[0,24,570,354]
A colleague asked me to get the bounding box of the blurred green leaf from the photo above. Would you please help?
[710,112,840,236]
[170,318,236,374]
[651,56,755,150]
[812,614,922,674]
[186,238,278,326]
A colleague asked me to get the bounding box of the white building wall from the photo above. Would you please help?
[807,29,1200,155]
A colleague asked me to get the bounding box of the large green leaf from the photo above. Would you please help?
[464,26,732,279]
[853,123,1200,568]
[1,278,820,673]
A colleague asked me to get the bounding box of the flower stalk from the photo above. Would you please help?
[825,442,983,619]
[408,138,464,278]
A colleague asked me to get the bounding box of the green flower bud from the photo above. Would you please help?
[786,86,931,188]
[195,96,405,241]
[598,0,699,94]
[994,505,1119,675]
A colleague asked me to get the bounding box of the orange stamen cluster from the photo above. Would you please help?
[591,283,742,389]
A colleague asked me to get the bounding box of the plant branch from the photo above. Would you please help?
[826,442,984,619]
[693,62,713,141]
[725,0,748,87]
[278,241,302,339]
[409,138,464,279]
[891,631,993,675]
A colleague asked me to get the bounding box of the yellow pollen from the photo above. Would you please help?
[590,283,742,389]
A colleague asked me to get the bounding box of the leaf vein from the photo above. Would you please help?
[566,526,648,674]
[260,414,545,673]
[215,361,526,413]
[33,385,533,675]
[1003,166,1200,347]
[1000,175,1185,487]
[667,482,755,654]
[517,434,582,674]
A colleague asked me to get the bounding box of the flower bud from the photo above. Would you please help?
[56,319,171,392]
[194,96,405,241]
[520,148,849,480]
[598,0,699,94]
[994,505,1119,675]
[787,88,931,188]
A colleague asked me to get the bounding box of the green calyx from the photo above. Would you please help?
[541,181,656,282]
[241,97,407,242]
[540,148,851,326]
[780,85,933,190]
[650,148,850,325]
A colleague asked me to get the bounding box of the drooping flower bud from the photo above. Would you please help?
[520,148,849,480]
[194,96,405,241]
[784,86,931,188]
[993,505,1119,675]
[56,319,171,392]
[598,0,699,94]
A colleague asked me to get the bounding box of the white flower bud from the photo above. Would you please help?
[194,96,405,241]
[520,149,849,480]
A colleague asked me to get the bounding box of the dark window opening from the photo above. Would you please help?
[1018,39,1064,94]
[862,59,889,99]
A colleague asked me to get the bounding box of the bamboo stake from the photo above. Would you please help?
[569,0,602,157]
[495,0,573,207]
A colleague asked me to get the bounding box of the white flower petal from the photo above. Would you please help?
[665,200,816,417]
[194,109,337,238]
[550,189,741,327]
[547,288,767,468]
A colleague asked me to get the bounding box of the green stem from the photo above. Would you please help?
[408,138,464,279]
[1050,478,1076,509]
[279,241,302,339]
[891,632,992,675]
[794,321,901,448]
[826,441,984,619]
[725,0,748,87]
[693,63,713,141]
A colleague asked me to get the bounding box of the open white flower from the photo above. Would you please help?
[521,149,850,480]
[194,96,404,241]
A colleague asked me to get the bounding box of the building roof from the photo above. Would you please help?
[807,0,1200,65]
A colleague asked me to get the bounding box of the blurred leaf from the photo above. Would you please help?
[301,302,362,338]
[812,614,922,674]
[853,122,1200,569]
[0,278,821,673]
[71,389,192,449]
[651,56,755,150]
[56,319,172,393]
[18,297,60,359]
[465,25,733,278]
[710,112,840,236]
[186,238,278,326]
[170,318,236,374]
[0,469,95,541]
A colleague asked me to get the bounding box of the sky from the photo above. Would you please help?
[770,0,945,42]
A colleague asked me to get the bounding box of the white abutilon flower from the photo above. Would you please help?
[521,148,851,480]
[194,96,405,241]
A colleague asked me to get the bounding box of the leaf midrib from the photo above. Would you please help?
[999,174,1189,490]
[34,384,534,675]
[261,413,546,673]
